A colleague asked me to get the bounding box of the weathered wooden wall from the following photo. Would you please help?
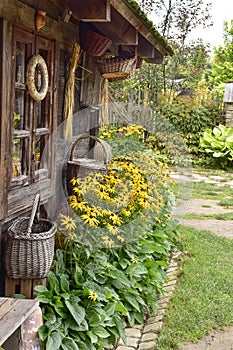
[0,0,103,296]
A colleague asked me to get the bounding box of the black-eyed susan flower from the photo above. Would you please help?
[88,290,99,302]
[60,214,76,231]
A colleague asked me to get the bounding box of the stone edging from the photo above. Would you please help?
[114,250,182,350]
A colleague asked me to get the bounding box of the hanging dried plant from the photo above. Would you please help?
[64,43,81,140]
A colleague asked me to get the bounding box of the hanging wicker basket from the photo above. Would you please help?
[5,194,56,279]
[80,23,112,56]
[96,55,137,81]
[65,134,112,195]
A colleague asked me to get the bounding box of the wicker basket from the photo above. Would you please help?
[80,23,112,56]
[5,194,56,279]
[65,134,112,195]
[96,55,137,81]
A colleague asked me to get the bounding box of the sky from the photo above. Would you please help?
[149,0,233,49]
[190,0,233,48]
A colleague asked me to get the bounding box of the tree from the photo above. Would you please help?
[137,0,212,95]
[210,20,233,92]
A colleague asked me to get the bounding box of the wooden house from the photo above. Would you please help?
[0,0,173,297]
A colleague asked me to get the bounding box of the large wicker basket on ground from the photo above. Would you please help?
[5,194,56,279]
[65,134,112,195]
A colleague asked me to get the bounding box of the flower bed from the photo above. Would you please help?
[35,124,179,349]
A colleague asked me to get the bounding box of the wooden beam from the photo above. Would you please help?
[138,33,154,58]
[110,0,169,56]
[58,0,111,22]
[94,6,138,45]
[144,48,164,64]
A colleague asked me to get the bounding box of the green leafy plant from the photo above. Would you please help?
[200,124,233,168]
[36,218,179,349]
[35,128,180,349]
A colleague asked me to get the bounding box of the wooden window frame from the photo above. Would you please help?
[6,26,56,221]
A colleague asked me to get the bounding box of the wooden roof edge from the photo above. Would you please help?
[110,0,174,57]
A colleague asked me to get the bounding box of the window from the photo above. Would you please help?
[11,28,55,189]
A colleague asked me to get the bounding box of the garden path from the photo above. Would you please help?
[173,170,233,350]
[114,170,233,350]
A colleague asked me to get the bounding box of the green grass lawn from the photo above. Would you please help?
[156,225,233,350]
[191,182,233,200]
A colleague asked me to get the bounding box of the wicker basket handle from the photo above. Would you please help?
[69,134,109,164]
[26,194,40,238]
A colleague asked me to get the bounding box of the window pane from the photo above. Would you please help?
[12,138,29,178]
[14,90,25,130]
[35,134,48,170]
[16,42,26,84]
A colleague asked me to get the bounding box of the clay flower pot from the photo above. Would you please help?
[36,10,46,31]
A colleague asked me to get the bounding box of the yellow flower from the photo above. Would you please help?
[117,235,125,243]
[121,209,131,217]
[131,257,138,264]
[81,213,99,227]
[68,232,76,240]
[70,178,80,186]
[102,235,114,247]
[88,290,99,302]
[59,214,76,231]
[107,225,118,236]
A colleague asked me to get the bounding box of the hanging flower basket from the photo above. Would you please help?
[5,194,56,279]
[96,55,137,82]
[80,23,112,56]
[64,134,112,195]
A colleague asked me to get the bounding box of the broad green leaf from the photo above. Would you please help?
[38,324,49,341]
[93,326,110,338]
[113,314,126,343]
[54,306,68,319]
[44,306,57,324]
[104,302,116,317]
[87,331,98,344]
[48,271,60,294]
[65,298,85,325]
[46,331,62,350]
[89,312,102,327]
[76,341,88,350]
[61,337,79,350]
[35,291,53,304]
[34,285,48,293]
[107,269,131,287]
[60,274,70,293]
[122,292,140,312]
[126,263,147,277]
[52,296,64,307]
[115,301,128,316]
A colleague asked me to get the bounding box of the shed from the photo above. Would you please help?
[224,82,233,127]
[0,0,172,297]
